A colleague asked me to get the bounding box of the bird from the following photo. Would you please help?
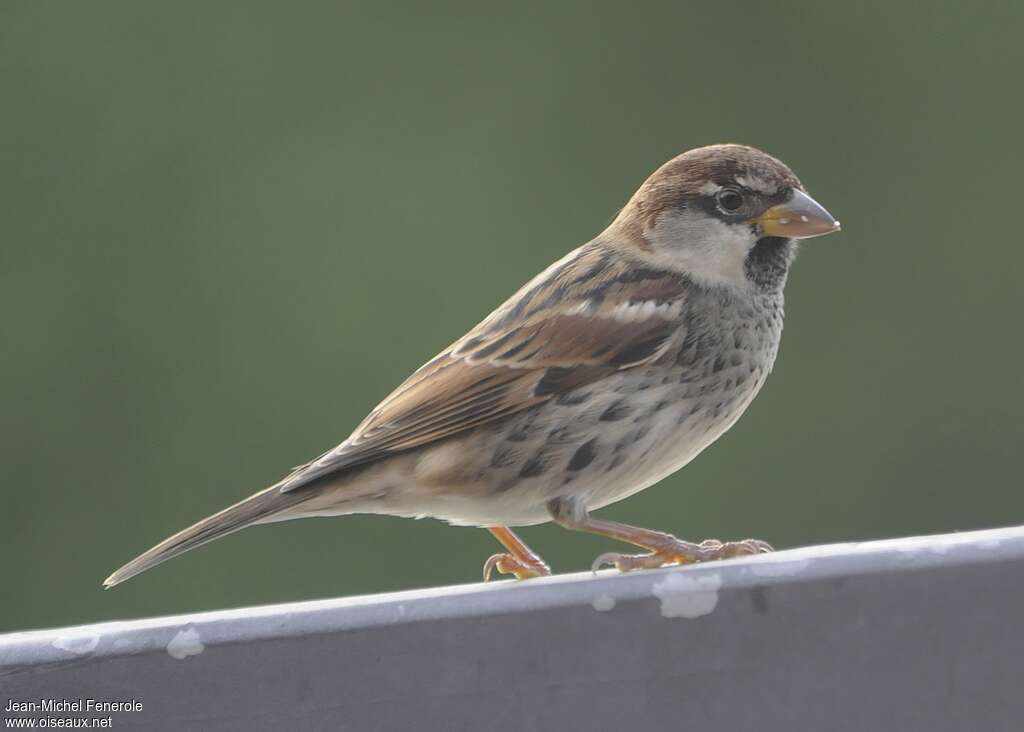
[104,143,840,588]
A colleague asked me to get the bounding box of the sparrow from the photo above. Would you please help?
[104,144,840,588]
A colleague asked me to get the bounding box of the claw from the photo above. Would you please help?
[593,538,774,573]
[591,552,619,573]
[710,538,774,557]
[592,551,670,573]
[483,553,551,581]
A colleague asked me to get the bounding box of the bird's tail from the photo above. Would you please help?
[103,483,309,588]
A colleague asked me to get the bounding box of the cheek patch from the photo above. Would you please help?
[646,210,757,288]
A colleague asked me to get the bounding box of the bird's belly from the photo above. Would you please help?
[376,357,772,528]
[580,389,757,513]
[582,361,768,508]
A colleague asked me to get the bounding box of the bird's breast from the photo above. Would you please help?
[379,291,786,528]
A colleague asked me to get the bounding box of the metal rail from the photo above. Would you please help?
[3,526,1023,730]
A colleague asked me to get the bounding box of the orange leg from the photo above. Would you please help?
[548,498,772,572]
[483,527,552,581]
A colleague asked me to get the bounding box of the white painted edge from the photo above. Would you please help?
[3,524,1023,668]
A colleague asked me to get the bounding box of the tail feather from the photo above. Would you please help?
[103,484,307,588]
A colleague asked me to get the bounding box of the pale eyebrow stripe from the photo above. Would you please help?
[734,175,775,194]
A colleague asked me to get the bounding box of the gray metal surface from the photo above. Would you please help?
[3,526,1024,731]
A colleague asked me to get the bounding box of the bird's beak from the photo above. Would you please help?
[753,189,841,240]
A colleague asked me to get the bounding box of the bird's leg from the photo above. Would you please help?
[483,526,552,581]
[548,497,772,573]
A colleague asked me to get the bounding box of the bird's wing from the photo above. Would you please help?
[278,245,688,492]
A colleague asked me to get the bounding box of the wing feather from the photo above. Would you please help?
[279,245,688,492]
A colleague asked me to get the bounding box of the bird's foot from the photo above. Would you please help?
[483,552,552,581]
[592,537,773,573]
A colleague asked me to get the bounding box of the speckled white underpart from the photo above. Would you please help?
[301,277,784,528]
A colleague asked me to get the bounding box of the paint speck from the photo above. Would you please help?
[750,558,811,578]
[894,536,956,556]
[52,635,99,655]
[652,572,721,619]
[592,593,616,612]
[166,627,204,660]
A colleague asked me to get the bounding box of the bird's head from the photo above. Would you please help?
[609,144,840,291]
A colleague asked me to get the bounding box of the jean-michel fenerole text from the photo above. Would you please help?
[5,698,143,713]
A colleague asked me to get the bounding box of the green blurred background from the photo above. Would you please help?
[3,2,1022,633]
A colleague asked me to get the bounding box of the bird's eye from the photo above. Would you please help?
[715,188,744,213]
